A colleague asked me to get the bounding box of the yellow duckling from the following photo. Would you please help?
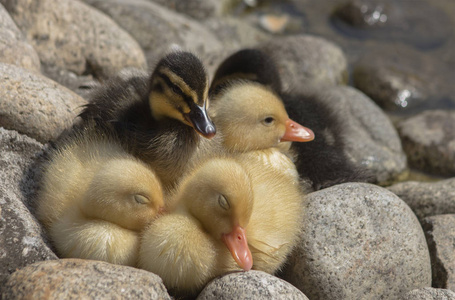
[139,158,254,295]
[36,132,164,266]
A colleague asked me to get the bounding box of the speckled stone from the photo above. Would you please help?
[387,178,455,221]
[1,259,171,299]
[148,0,222,19]
[397,110,455,176]
[422,215,455,290]
[302,84,408,185]
[83,0,223,68]
[0,63,87,143]
[0,3,40,72]
[197,270,308,300]
[0,128,57,292]
[259,35,348,90]
[281,183,432,300]
[1,0,146,81]
[404,287,455,300]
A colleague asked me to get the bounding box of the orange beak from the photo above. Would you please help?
[222,226,253,271]
[280,119,315,142]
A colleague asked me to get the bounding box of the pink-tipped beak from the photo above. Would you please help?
[222,226,253,271]
[280,119,315,142]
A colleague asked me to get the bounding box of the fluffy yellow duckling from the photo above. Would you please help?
[139,158,254,295]
[36,133,164,266]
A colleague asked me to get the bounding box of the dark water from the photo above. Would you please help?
[226,0,455,118]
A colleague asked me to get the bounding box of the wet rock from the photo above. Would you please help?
[387,178,455,221]
[281,183,431,300]
[332,0,452,49]
[148,0,222,19]
[259,35,348,90]
[404,287,455,300]
[397,110,455,176]
[1,259,171,299]
[0,3,40,72]
[198,270,308,300]
[300,84,408,185]
[353,46,454,112]
[0,128,57,292]
[422,215,455,290]
[1,0,147,83]
[0,63,87,143]
[84,0,223,68]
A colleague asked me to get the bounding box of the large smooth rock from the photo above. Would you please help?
[198,270,308,300]
[281,183,432,300]
[148,0,222,19]
[84,0,223,68]
[259,35,348,90]
[397,110,455,176]
[0,3,40,72]
[422,215,455,290]
[0,63,86,143]
[387,178,455,221]
[1,259,171,299]
[0,128,57,292]
[1,0,146,81]
[299,84,408,185]
[404,287,455,300]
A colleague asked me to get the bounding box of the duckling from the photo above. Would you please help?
[210,48,371,190]
[78,50,216,192]
[139,158,254,295]
[36,131,164,266]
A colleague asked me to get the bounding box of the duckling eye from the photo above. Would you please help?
[218,194,230,211]
[171,84,183,95]
[134,194,150,205]
[263,117,275,126]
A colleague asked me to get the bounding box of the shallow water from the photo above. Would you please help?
[226,0,455,117]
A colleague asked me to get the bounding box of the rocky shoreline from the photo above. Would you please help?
[1,0,454,299]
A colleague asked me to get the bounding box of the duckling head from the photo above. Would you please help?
[149,51,216,139]
[179,158,254,271]
[211,82,315,152]
[80,158,164,231]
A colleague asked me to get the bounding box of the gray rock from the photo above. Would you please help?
[0,63,87,143]
[387,178,455,221]
[197,270,308,300]
[353,46,454,112]
[404,287,455,300]
[259,35,348,90]
[1,0,147,82]
[0,128,57,292]
[304,84,408,185]
[397,110,455,176]
[281,183,432,300]
[1,259,171,299]
[422,215,455,290]
[0,3,40,72]
[148,0,223,19]
[84,0,223,68]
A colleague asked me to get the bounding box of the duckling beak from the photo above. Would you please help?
[222,226,253,271]
[280,119,315,142]
[184,103,216,139]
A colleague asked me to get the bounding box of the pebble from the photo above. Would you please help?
[3,0,147,83]
[197,270,308,300]
[397,110,455,176]
[0,3,40,72]
[148,0,222,19]
[422,215,455,290]
[0,63,87,143]
[387,178,455,221]
[0,128,57,292]
[259,35,348,89]
[280,183,432,300]
[84,0,223,68]
[1,259,171,299]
